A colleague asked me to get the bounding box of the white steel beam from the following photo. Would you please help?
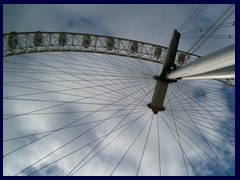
[166,44,235,80]
[179,65,235,79]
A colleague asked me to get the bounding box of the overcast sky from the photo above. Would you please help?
[3,4,235,55]
[3,4,235,176]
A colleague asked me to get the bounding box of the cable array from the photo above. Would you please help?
[186,4,235,55]
[3,51,235,176]
[178,4,207,32]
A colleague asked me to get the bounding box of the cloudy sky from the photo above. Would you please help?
[3,4,235,176]
[3,4,235,55]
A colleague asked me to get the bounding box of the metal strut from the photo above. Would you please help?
[148,30,180,114]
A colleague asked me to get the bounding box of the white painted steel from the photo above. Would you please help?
[166,44,235,79]
[181,65,235,79]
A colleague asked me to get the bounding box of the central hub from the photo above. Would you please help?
[147,103,165,114]
[147,79,168,114]
[147,30,180,114]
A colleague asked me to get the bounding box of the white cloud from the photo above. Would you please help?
[3,4,235,176]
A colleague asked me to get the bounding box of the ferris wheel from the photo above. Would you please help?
[3,30,235,176]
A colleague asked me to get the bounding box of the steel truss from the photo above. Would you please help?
[3,31,199,63]
[3,31,234,87]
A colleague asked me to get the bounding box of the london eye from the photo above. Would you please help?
[3,4,235,176]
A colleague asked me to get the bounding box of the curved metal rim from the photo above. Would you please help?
[3,31,200,64]
[4,31,234,87]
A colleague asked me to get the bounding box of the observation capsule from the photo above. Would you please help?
[8,31,18,50]
[82,34,91,48]
[34,31,43,46]
[177,53,186,65]
[106,37,115,51]
[154,46,162,59]
[59,32,67,46]
[130,41,138,54]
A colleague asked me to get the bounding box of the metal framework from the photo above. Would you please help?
[3,31,199,64]
[166,44,235,87]
[3,31,234,87]
[148,30,180,114]
[215,78,235,87]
